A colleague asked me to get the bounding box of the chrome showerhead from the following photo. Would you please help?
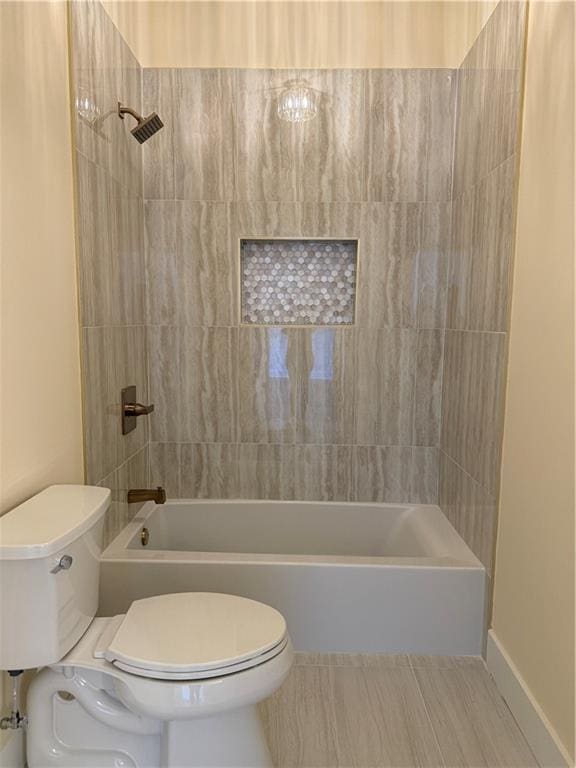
[118,102,164,144]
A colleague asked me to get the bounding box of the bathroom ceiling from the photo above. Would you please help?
[102,1,498,69]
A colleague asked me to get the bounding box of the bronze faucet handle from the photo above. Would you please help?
[124,402,155,417]
[121,385,154,435]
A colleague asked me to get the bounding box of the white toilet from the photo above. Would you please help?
[0,485,293,767]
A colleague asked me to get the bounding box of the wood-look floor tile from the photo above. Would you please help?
[331,667,445,767]
[262,660,540,768]
[261,666,340,768]
[414,667,538,767]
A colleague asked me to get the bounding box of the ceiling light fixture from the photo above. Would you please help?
[277,81,319,124]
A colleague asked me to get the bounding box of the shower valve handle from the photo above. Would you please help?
[121,385,154,435]
[124,402,155,417]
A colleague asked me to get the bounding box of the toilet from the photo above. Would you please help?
[0,485,293,767]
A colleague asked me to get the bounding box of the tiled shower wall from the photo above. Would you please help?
[70,0,149,545]
[144,68,456,502]
[439,1,527,575]
[72,0,525,557]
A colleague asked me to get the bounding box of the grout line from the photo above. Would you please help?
[451,152,518,205]
[129,323,508,335]
[147,440,441,450]
[438,448,496,502]
[408,664,449,768]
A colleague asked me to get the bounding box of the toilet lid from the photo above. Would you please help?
[103,593,287,679]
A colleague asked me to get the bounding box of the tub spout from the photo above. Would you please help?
[127,487,166,504]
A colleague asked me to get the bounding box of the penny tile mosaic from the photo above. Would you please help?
[240,239,358,326]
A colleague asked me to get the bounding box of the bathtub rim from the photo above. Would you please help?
[101,499,484,571]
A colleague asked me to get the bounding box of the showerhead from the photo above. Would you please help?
[118,102,164,144]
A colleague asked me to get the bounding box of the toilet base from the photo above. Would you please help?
[26,667,274,768]
[161,708,272,768]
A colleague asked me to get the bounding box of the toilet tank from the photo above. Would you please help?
[0,485,110,670]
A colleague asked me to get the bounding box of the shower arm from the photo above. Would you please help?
[117,103,143,124]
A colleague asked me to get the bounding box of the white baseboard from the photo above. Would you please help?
[0,730,24,768]
[487,630,573,768]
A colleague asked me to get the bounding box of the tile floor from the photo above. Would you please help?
[260,654,539,768]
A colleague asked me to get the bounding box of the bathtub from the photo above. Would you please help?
[100,500,486,655]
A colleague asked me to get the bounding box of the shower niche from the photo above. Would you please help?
[240,238,358,326]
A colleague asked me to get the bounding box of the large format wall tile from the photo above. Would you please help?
[180,327,238,443]
[141,65,460,506]
[70,0,115,173]
[425,71,458,203]
[145,201,178,325]
[146,201,237,326]
[176,202,237,325]
[413,330,444,446]
[441,330,507,496]
[148,326,181,442]
[236,69,365,202]
[354,446,413,502]
[147,442,440,504]
[237,201,362,243]
[295,446,354,501]
[71,0,142,196]
[365,70,455,203]
[82,325,149,484]
[76,153,146,327]
[453,1,526,197]
[297,328,355,445]
[448,157,516,332]
[411,447,439,504]
[237,444,296,499]
[417,203,452,329]
[439,451,496,572]
[356,204,420,328]
[111,180,146,325]
[239,327,299,443]
[149,442,181,498]
[355,329,416,445]
[439,2,526,573]
[82,326,116,484]
[143,69,175,199]
[75,153,117,326]
[112,325,149,465]
[180,443,239,499]
[149,326,238,443]
[72,0,149,496]
[173,69,236,201]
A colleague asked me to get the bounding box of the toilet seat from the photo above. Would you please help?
[98,593,288,681]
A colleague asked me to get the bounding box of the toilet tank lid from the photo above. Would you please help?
[0,485,111,560]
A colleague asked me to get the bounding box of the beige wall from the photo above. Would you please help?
[103,0,497,69]
[492,1,575,762]
[0,0,84,740]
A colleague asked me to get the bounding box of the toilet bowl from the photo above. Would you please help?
[0,486,293,768]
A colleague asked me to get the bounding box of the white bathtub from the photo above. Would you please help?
[100,500,486,655]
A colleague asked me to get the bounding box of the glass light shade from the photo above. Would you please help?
[277,83,319,123]
[75,88,101,123]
